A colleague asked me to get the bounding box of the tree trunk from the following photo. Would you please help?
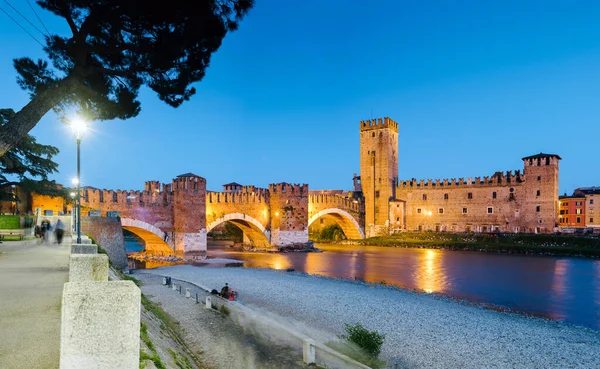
[0,76,81,157]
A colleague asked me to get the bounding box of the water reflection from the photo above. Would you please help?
[206,243,600,330]
[549,259,571,321]
[415,249,447,293]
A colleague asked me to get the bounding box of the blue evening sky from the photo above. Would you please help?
[1,1,599,194]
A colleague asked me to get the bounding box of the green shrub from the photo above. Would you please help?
[326,340,386,369]
[0,215,20,229]
[218,304,230,316]
[338,322,385,358]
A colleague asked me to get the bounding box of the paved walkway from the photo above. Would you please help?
[0,239,70,369]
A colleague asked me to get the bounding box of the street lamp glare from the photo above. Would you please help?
[71,177,79,185]
[70,192,76,197]
[70,118,88,140]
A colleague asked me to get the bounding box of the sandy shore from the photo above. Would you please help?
[138,265,600,368]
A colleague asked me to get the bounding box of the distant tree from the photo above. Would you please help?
[0,110,65,204]
[0,0,254,156]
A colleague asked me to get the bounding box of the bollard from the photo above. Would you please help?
[205,296,212,309]
[162,277,167,285]
[167,276,172,286]
[185,288,190,298]
[303,339,316,364]
[195,293,199,303]
[172,283,177,291]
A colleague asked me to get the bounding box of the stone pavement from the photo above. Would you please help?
[0,239,70,369]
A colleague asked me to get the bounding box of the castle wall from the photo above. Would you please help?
[395,159,559,233]
[205,187,271,228]
[80,185,174,234]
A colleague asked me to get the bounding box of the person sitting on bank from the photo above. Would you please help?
[220,283,230,299]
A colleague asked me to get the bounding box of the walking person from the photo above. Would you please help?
[55,219,64,244]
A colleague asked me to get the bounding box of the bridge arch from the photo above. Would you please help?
[308,208,365,239]
[121,217,174,256]
[207,212,270,248]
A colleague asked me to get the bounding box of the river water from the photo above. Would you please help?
[126,237,600,330]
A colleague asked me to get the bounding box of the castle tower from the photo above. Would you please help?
[172,173,207,258]
[521,153,561,232]
[269,183,309,247]
[359,117,399,237]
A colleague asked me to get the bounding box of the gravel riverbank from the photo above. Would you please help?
[138,265,600,368]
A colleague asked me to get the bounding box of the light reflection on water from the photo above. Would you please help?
[208,243,600,330]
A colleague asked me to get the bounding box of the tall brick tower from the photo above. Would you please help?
[269,183,309,247]
[521,153,561,232]
[359,117,399,237]
[172,173,207,258]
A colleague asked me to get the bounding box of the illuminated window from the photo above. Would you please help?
[576,201,583,206]
[576,209,582,214]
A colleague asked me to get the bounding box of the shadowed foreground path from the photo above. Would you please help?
[0,240,70,369]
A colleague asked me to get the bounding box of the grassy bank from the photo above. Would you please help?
[324,232,600,257]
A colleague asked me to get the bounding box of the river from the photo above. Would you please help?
[126,236,600,330]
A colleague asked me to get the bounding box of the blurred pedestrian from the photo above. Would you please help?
[55,219,64,244]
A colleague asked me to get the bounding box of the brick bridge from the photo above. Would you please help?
[80,173,364,257]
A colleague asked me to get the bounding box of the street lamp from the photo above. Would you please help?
[70,118,88,244]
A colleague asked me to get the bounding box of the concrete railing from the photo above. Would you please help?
[60,237,140,369]
[164,278,370,369]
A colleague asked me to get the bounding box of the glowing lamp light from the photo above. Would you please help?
[71,177,79,185]
[70,118,88,140]
[70,192,76,198]
[427,211,433,216]
[275,211,280,217]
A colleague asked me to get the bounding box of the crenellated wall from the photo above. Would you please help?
[393,157,559,233]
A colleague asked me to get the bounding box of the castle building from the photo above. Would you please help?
[359,117,561,236]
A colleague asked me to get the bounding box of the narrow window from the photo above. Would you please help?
[462,208,468,214]
[422,194,427,200]
[492,192,497,199]
[536,205,541,212]
[468,192,473,199]
[438,208,444,214]
[536,190,540,196]
[417,208,422,214]
[487,207,493,214]
[396,217,400,221]
[590,218,594,223]
[591,199,595,205]
[375,190,380,198]
[444,193,449,200]
[537,176,541,181]
[576,217,581,223]
[418,225,423,231]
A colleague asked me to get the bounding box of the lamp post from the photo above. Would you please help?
[70,119,87,244]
